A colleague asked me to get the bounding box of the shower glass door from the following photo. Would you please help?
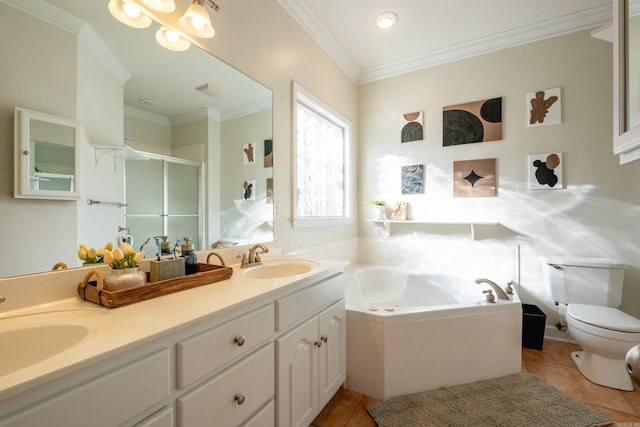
[125,155,203,254]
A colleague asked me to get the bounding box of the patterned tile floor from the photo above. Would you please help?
[311,339,640,426]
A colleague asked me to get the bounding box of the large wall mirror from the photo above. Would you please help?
[614,0,640,163]
[2,0,273,277]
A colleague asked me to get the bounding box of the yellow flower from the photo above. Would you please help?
[87,248,97,259]
[77,248,88,261]
[134,251,145,264]
[96,247,105,257]
[79,244,89,252]
[105,242,113,251]
[122,243,133,255]
[113,247,124,261]
[103,249,115,265]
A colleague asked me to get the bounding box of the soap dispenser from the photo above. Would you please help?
[160,235,172,257]
[181,237,198,275]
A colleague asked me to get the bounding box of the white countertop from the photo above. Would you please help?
[0,256,346,401]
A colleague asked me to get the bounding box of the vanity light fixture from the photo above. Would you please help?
[108,0,222,52]
[156,26,191,51]
[374,11,398,29]
[108,0,152,29]
[178,0,219,39]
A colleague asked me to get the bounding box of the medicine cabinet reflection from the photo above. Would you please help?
[14,107,81,199]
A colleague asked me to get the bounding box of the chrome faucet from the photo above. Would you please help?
[239,244,269,268]
[475,278,510,300]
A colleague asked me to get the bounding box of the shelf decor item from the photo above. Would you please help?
[391,201,408,220]
[370,200,386,220]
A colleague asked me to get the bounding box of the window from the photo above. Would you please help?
[292,82,352,227]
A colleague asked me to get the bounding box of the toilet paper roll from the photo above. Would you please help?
[625,345,640,386]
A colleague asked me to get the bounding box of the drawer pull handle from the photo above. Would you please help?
[234,336,246,347]
[321,335,328,343]
[235,394,246,405]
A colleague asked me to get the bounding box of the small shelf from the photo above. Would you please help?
[368,219,499,240]
[93,145,150,170]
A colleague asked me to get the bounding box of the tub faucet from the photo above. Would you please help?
[475,278,510,300]
[240,244,269,267]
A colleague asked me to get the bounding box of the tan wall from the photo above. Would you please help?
[357,30,640,320]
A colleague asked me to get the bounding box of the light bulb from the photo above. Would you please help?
[165,29,180,43]
[123,3,141,18]
[191,17,205,30]
[375,12,398,29]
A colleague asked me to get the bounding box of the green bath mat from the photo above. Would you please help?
[367,373,611,427]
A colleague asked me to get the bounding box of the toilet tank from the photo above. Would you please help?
[540,256,626,307]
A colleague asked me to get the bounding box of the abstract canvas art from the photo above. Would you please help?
[264,139,273,167]
[529,153,563,190]
[453,158,496,197]
[243,143,255,165]
[401,164,424,194]
[266,178,273,203]
[242,179,255,200]
[443,98,502,146]
[401,111,424,143]
[391,201,408,220]
[527,88,561,127]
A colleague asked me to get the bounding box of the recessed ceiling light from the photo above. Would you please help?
[375,12,397,29]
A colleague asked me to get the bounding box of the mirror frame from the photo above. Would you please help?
[613,0,640,164]
[14,107,82,200]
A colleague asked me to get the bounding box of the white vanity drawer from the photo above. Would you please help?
[241,400,274,427]
[0,349,170,427]
[275,274,344,331]
[176,304,274,389]
[177,343,275,427]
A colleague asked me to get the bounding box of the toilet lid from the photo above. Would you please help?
[567,304,640,332]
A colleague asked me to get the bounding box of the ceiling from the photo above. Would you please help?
[277,0,613,83]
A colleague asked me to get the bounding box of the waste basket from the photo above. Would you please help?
[522,304,546,350]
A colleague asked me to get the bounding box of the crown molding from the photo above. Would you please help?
[277,1,612,84]
[276,0,360,83]
[220,96,273,121]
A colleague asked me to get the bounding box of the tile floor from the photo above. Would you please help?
[311,339,640,426]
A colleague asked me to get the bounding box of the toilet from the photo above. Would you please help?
[541,256,640,391]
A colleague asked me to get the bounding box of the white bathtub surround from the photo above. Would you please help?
[345,265,522,400]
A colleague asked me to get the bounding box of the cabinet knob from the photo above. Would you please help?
[321,335,328,343]
[314,340,322,348]
[22,150,29,155]
[235,394,246,405]
[234,336,246,347]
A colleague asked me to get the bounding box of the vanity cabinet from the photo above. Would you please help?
[276,299,346,427]
[0,267,346,427]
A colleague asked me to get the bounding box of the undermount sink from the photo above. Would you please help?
[0,309,115,377]
[241,258,320,279]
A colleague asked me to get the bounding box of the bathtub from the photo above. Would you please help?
[345,265,522,400]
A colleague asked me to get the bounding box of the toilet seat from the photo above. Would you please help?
[567,303,640,333]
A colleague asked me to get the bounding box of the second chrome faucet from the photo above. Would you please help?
[475,278,510,300]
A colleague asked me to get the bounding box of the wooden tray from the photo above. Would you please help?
[78,262,233,308]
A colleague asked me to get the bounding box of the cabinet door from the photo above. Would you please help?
[318,299,346,409]
[276,316,318,427]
